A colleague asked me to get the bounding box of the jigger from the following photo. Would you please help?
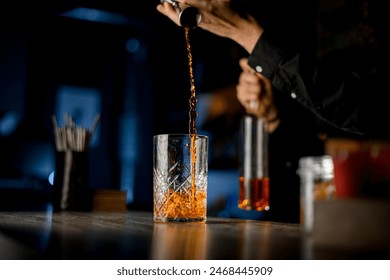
[160,0,201,28]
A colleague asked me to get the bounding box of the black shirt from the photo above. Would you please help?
[248,31,390,140]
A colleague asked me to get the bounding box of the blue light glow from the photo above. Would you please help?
[126,38,140,53]
[0,111,19,136]
[61,7,133,26]
[48,171,55,186]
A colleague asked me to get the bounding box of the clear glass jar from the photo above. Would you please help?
[238,114,270,212]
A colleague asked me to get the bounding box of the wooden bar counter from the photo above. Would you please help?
[0,204,389,260]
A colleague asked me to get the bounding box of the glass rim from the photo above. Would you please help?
[299,155,332,163]
[153,133,208,139]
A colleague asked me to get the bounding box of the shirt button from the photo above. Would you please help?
[290,92,297,99]
[255,65,263,73]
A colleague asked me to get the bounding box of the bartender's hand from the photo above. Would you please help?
[156,1,181,26]
[156,0,264,53]
[236,58,280,132]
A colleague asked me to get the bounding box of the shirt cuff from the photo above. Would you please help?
[247,31,285,79]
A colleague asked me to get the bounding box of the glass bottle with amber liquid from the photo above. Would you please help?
[238,113,270,212]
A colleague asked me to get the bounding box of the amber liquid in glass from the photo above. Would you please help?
[163,27,205,221]
[238,177,270,211]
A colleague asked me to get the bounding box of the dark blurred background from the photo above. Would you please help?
[0,0,342,213]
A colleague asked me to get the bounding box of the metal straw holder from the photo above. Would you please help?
[53,150,91,211]
[51,114,100,211]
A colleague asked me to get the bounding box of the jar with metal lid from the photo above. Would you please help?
[298,155,335,233]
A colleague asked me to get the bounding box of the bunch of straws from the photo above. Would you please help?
[52,113,100,152]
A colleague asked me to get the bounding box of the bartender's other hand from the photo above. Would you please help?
[157,1,181,27]
[237,58,280,132]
